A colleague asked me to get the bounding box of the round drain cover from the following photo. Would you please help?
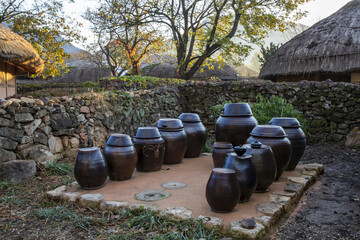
[135,190,170,201]
[161,182,187,189]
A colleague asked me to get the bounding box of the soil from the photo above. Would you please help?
[273,144,360,240]
[1,144,359,239]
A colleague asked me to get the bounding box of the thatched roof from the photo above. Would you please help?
[0,24,43,74]
[259,0,360,79]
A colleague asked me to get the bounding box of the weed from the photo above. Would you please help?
[44,160,73,176]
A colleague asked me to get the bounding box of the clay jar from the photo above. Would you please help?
[179,113,207,158]
[157,118,187,164]
[269,117,306,170]
[74,147,108,190]
[205,168,240,213]
[212,142,235,168]
[223,146,257,203]
[247,125,291,180]
[244,141,277,192]
[104,134,137,181]
[133,127,165,172]
[215,103,258,146]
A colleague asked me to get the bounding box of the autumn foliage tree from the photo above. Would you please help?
[85,0,163,76]
[148,0,310,80]
[0,0,83,78]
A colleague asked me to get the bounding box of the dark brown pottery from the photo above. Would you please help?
[133,127,165,172]
[215,103,258,146]
[179,113,207,158]
[157,118,187,164]
[244,141,277,192]
[205,168,240,213]
[269,117,306,170]
[74,147,108,190]
[104,134,137,181]
[247,125,291,180]
[223,146,257,203]
[212,142,235,168]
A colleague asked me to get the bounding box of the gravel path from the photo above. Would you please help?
[274,144,360,240]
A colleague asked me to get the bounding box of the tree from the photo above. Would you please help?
[85,0,163,76]
[0,0,83,78]
[258,42,282,66]
[149,0,310,80]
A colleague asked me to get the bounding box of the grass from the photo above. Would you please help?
[43,160,73,176]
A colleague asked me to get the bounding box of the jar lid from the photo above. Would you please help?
[269,117,301,128]
[134,127,161,139]
[106,133,133,147]
[179,113,201,123]
[212,168,236,175]
[250,141,262,149]
[213,142,233,149]
[157,118,184,130]
[250,125,287,138]
[78,147,100,153]
[234,145,247,156]
[222,103,253,117]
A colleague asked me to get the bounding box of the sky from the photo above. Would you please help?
[64,0,353,48]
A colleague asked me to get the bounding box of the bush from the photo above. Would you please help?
[104,75,185,89]
[210,94,307,132]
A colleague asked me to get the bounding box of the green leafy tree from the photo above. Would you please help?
[0,0,84,78]
[149,0,309,80]
[258,42,282,66]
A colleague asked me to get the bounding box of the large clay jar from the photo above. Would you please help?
[74,147,108,190]
[157,119,187,164]
[223,146,257,203]
[244,141,277,192]
[133,127,165,172]
[212,142,235,168]
[247,125,291,180]
[269,117,306,170]
[205,168,240,213]
[215,103,258,146]
[104,134,137,181]
[179,113,207,158]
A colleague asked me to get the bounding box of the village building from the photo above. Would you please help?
[259,0,360,83]
[0,24,43,98]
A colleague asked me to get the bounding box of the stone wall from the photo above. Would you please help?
[179,80,360,143]
[0,88,181,166]
[1,80,359,167]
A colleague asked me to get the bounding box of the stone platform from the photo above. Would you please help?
[47,154,324,239]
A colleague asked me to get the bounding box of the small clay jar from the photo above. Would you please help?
[212,142,235,168]
[74,147,108,190]
[244,141,277,192]
[179,113,207,158]
[215,103,258,146]
[157,118,187,164]
[104,134,137,181]
[269,117,306,170]
[206,168,240,213]
[247,125,291,180]
[223,146,257,203]
[133,127,165,172]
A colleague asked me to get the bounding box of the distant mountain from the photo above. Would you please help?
[63,42,83,54]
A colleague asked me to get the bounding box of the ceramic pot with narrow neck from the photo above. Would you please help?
[104,133,137,181]
[206,168,240,213]
[133,127,165,172]
[244,141,277,192]
[74,147,108,190]
[157,118,187,164]
[179,113,207,158]
[215,103,258,146]
[246,125,291,180]
[212,142,235,168]
[223,146,257,203]
[269,117,306,170]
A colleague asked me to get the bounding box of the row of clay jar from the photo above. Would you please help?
[74,113,207,190]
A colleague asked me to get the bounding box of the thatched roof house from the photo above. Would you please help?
[0,24,43,98]
[259,0,360,83]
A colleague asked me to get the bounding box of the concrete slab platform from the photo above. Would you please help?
[48,154,323,239]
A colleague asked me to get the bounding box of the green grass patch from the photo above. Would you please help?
[44,160,73,176]
[104,75,186,89]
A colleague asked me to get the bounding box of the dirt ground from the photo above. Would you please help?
[274,144,360,240]
[1,144,359,239]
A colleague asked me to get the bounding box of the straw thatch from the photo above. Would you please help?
[259,0,360,81]
[0,24,43,74]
